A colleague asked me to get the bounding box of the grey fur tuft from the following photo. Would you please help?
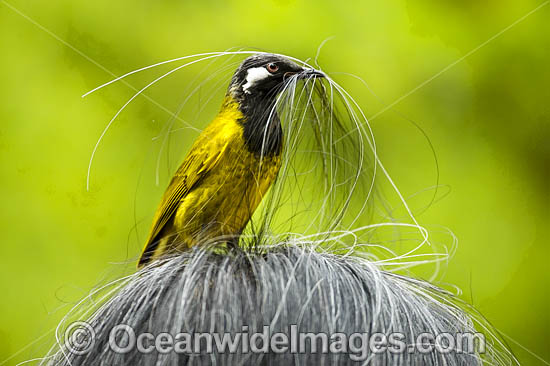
[43,245,513,365]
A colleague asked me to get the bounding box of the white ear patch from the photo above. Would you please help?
[242,67,271,93]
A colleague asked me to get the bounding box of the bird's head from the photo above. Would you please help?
[228,54,324,100]
[225,54,324,156]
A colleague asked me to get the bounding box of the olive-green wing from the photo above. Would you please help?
[138,134,230,266]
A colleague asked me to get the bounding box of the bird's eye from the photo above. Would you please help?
[266,63,279,73]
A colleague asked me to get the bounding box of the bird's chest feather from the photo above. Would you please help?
[202,132,280,210]
[174,118,281,232]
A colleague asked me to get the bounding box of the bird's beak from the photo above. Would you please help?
[284,68,325,81]
[298,67,325,79]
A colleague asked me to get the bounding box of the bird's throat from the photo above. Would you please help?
[228,93,283,157]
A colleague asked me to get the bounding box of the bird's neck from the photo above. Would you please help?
[222,93,283,157]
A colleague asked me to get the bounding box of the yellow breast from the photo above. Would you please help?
[170,97,282,247]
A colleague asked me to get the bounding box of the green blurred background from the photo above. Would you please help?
[1,0,549,364]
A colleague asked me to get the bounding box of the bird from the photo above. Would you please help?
[138,54,324,267]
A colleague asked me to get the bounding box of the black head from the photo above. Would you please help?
[229,54,323,99]
[228,54,324,157]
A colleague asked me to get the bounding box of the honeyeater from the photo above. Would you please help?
[138,54,324,267]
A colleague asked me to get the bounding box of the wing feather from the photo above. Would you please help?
[138,127,231,265]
